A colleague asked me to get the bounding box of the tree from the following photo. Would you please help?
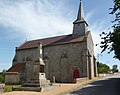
[0,70,5,83]
[98,0,120,60]
[112,64,119,72]
[97,62,110,73]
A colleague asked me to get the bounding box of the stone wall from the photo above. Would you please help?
[15,48,38,64]
[16,48,38,82]
[87,32,96,78]
[11,36,96,83]
[5,72,20,84]
[75,77,88,83]
[43,42,88,82]
[13,45,45,82]
[73,22,88,36]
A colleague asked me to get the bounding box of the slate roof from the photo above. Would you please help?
[6,63,25,72]
[17,34,85,50]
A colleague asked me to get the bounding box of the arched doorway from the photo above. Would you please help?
[73,69,80,79]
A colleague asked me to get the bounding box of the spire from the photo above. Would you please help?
[77,0,85,21]
[73,0,88,25]
[72,0,88,36]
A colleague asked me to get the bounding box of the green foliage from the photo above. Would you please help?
[99,0,120,60]
[0,72,5,83]
[4,85,13,92]
[4,85,21,92]
[110,26,120,59]
[112,64,119,72]
[97,62,110,73]
[110,0,120,24]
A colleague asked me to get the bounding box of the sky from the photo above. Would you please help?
[0,0,120,71]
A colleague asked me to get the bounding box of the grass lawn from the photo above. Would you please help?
[4,85,21,92]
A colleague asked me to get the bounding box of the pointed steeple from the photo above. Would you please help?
[73,0,88,36]
[77,0,85,21]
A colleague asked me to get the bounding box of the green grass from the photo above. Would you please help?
[4,85,21,92]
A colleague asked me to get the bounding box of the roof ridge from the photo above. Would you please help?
[25,34,72,42]
[17,34,85,50]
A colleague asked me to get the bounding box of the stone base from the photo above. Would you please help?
[19,73,51,92]
[12,85,59,92]
[13,87,42,92]
[22,79,50,87]
[75,77,88,83]
[39,79,50,86]
[22,83,40,87]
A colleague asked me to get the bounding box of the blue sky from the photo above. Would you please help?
[0,0,120,71]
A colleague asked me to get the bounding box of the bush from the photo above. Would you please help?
[0,73,5,83]
[97,62,110,73]
[4,85,21,92]
[4,85,12,92]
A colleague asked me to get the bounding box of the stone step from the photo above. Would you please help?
[40,79,50,85]
[22,78,51,87]
[22,80,51,87]
[12,87,42,92]
[22,83,40,87]
[12,85,59,92]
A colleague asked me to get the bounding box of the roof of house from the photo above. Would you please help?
[17,34,86,50]
[6,63,25,72]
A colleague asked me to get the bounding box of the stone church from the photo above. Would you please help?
[5,0,97,84]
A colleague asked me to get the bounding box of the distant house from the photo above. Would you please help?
[5,0,97,84]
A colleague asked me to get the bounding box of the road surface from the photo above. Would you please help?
[65,73,120,95]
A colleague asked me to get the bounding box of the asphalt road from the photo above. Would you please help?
[65,73,120,95]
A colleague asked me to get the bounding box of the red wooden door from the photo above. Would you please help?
[73,69,80,79]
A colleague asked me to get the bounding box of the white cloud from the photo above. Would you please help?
[91,25,111,58]
[0,0,112,58]
[0,0,73,40]
[85,8,113,57]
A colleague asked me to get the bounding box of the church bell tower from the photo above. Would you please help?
[73,0,88,36]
